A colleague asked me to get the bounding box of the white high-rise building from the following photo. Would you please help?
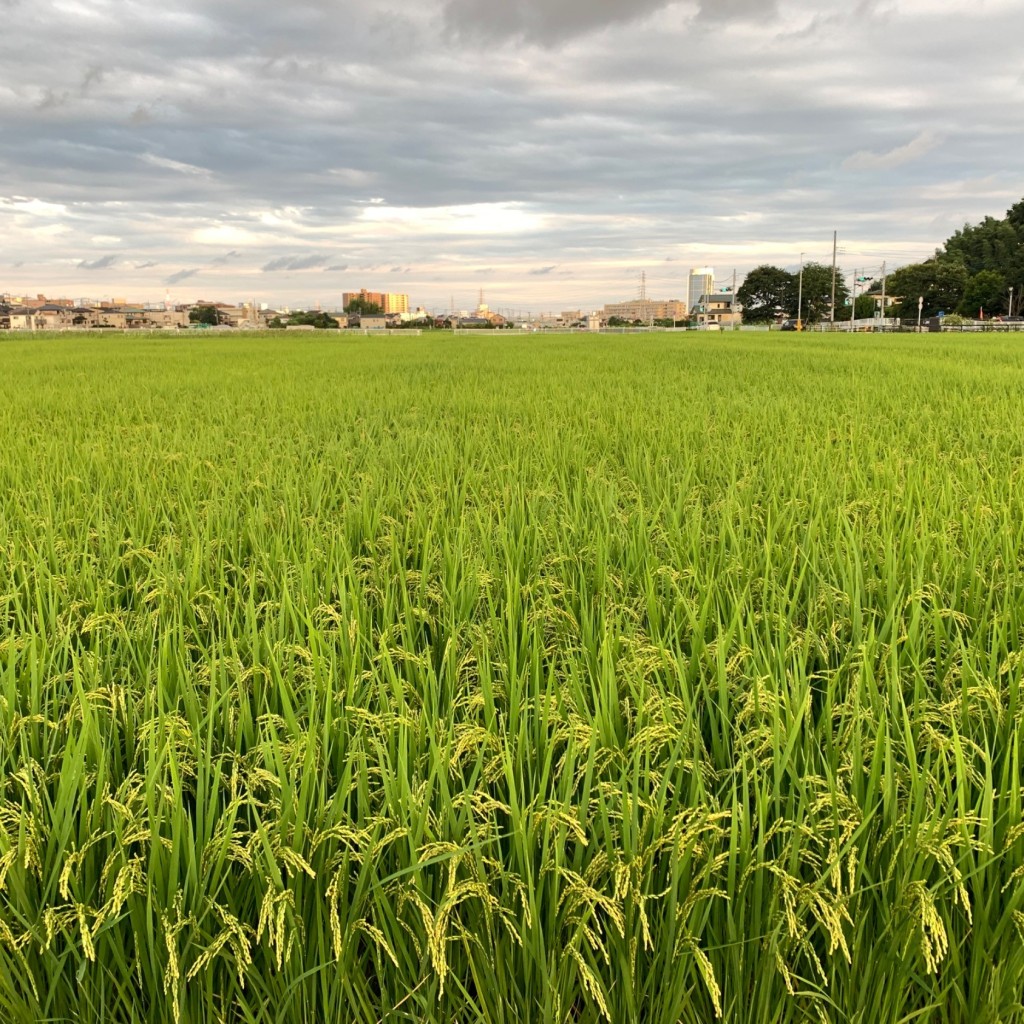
[688,267,715,313]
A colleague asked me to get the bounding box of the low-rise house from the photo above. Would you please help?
[4,307,46,330]
[692,292,741,327]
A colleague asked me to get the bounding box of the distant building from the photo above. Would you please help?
[0,301,188,331]
[343,289,409,314]
[688,268,715,314]
[692,292,741,327]
[454,316,496,328]
[601,298,688,322]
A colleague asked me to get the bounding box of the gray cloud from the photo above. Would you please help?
[78,254,120,271]
[443,0,674,44]
[35,88,70,111]
[2,0,1023,310]
[261,255,329,272]
[694,0,775,21]
[81,65,105,94]
[165,268,200,284]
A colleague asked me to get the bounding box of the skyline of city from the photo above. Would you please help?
[1,253,905,320]
[0,240,934,314]
[5,2,1020,309]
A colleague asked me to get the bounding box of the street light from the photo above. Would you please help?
[796,252,804,331]
[917,296,924,333]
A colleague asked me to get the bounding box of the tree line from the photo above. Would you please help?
[886,198,1024,318]
[736,264,854,325]
[737,197,1024,323]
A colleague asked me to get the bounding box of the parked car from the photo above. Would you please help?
[780,319,798,331]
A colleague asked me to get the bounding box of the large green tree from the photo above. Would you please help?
[944,209,1024,287]
[737,265,793,324]
[344,297,383,315]
[188,305,219,326]
[287,311,340,329]
[870,195,1024,322]
[958,269,1009,317]
[788,261,850,324]
[886,258,969,319]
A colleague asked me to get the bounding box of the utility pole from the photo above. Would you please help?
[850,269,857,332]
[880,261,886,332]
[731,268,737,327]
[1009,285,1014,318]
[830,230,837,326]
[796,252,804,331]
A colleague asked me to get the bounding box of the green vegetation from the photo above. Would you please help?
[188,305,220,326]
[1,331,1023,1023]
[344,296,384,316]
[737,195,1024,323]
[268,310,340,330]
[887,198,1024,319]
[737,263,849,324]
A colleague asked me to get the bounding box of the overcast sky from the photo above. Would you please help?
[2,0,1022,311]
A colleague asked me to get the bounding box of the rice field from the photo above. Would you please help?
[0,330,1023,1024]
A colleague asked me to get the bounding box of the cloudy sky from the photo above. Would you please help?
[2,0,1022,312]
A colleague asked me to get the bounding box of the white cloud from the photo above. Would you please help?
[192,225,266,246]
[140,154,213,177]
[842,130,943,171]
[357,203,547,236]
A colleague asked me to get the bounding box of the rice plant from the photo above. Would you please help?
[0,330,1022,1023]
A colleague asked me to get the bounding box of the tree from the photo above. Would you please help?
[737,265,793,324]
[783,262,850,324]
[189,305,219,325]
[855,193,1024,322]
[944,215,1024,286]
[343,296,383,315]
[958,269,1008,317]
[853,294,876,320]
[284,311,339,329]
[887,258,968,319]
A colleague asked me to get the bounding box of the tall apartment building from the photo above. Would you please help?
[688,267,715,313]
[342,289,409,314]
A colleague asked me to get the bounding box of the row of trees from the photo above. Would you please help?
[736,198,1024,324]
[885,201,1024,317]
[736,263,854,324]
[268,311,340,329]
